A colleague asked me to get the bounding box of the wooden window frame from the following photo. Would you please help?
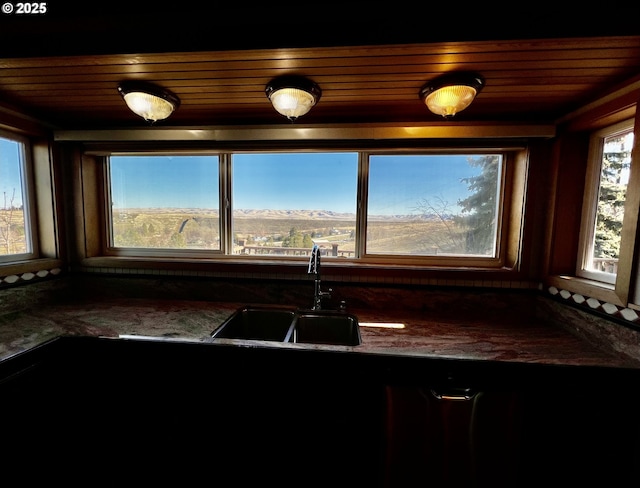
[76,143,530,281]
[576,119,634,285]
[548,106,640,308]
[0,128,61,275]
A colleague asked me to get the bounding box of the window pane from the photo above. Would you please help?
[587,128,634,275]
[0,137,30,256]
[232,153,358,257]
[367,154,501,256]
[109,155,220,250]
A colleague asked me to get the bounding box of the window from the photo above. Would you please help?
[366,154,502,260]
[231,152,358,257]
[577,119,634,285]
[0,131,35,263]
[108,154,220,252]
[102,148,514,268]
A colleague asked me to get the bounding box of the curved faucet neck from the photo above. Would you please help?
[308,244,321,277]
[308,244,329,310]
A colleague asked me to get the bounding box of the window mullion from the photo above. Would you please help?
[220,153,232,255]
[356,153,369,259]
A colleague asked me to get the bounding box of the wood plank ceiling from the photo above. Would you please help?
[1,10,639,130]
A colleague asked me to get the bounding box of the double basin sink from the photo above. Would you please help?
[210,305,361,346]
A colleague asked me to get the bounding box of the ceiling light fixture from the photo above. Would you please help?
[117,81,180,123]
[265,76,322,121]
[419,72,484,119]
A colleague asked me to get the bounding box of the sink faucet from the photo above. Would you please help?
[308,244,331,310]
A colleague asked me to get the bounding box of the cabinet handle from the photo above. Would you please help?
[430,387,476,401]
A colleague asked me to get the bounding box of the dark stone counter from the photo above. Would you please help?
[1,295,637,368]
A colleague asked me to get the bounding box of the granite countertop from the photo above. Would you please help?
[1,297,638,368]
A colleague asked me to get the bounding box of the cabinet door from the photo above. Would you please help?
[384,385,522,487]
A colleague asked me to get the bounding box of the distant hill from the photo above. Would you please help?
[233,209,355,220]
[119,208,450,221]
[234,209,450,221]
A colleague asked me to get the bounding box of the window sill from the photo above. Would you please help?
[0,258,63,278]
[547,275,622,306]
[81,255,523,284]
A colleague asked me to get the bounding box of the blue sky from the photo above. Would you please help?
[233,153,357,212]
[0,138,24,207]
[110,152,486,215]
[368,154,483,215]
[110,155,219,210]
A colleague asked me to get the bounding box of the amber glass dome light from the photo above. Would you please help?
[419,73,484,119]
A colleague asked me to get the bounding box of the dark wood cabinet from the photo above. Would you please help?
[2,337,639,486]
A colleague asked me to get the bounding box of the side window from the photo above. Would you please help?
[577,119,634,284]
[0,132,35,263]
[107,154,220,251]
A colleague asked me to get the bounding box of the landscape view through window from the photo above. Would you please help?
[587,126,634,276]
[0,136,29,256]
[108,152,501,259]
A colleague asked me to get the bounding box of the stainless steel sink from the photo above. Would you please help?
[210,306,361,346]
[291,311,361,346]
[210,306,296,342]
